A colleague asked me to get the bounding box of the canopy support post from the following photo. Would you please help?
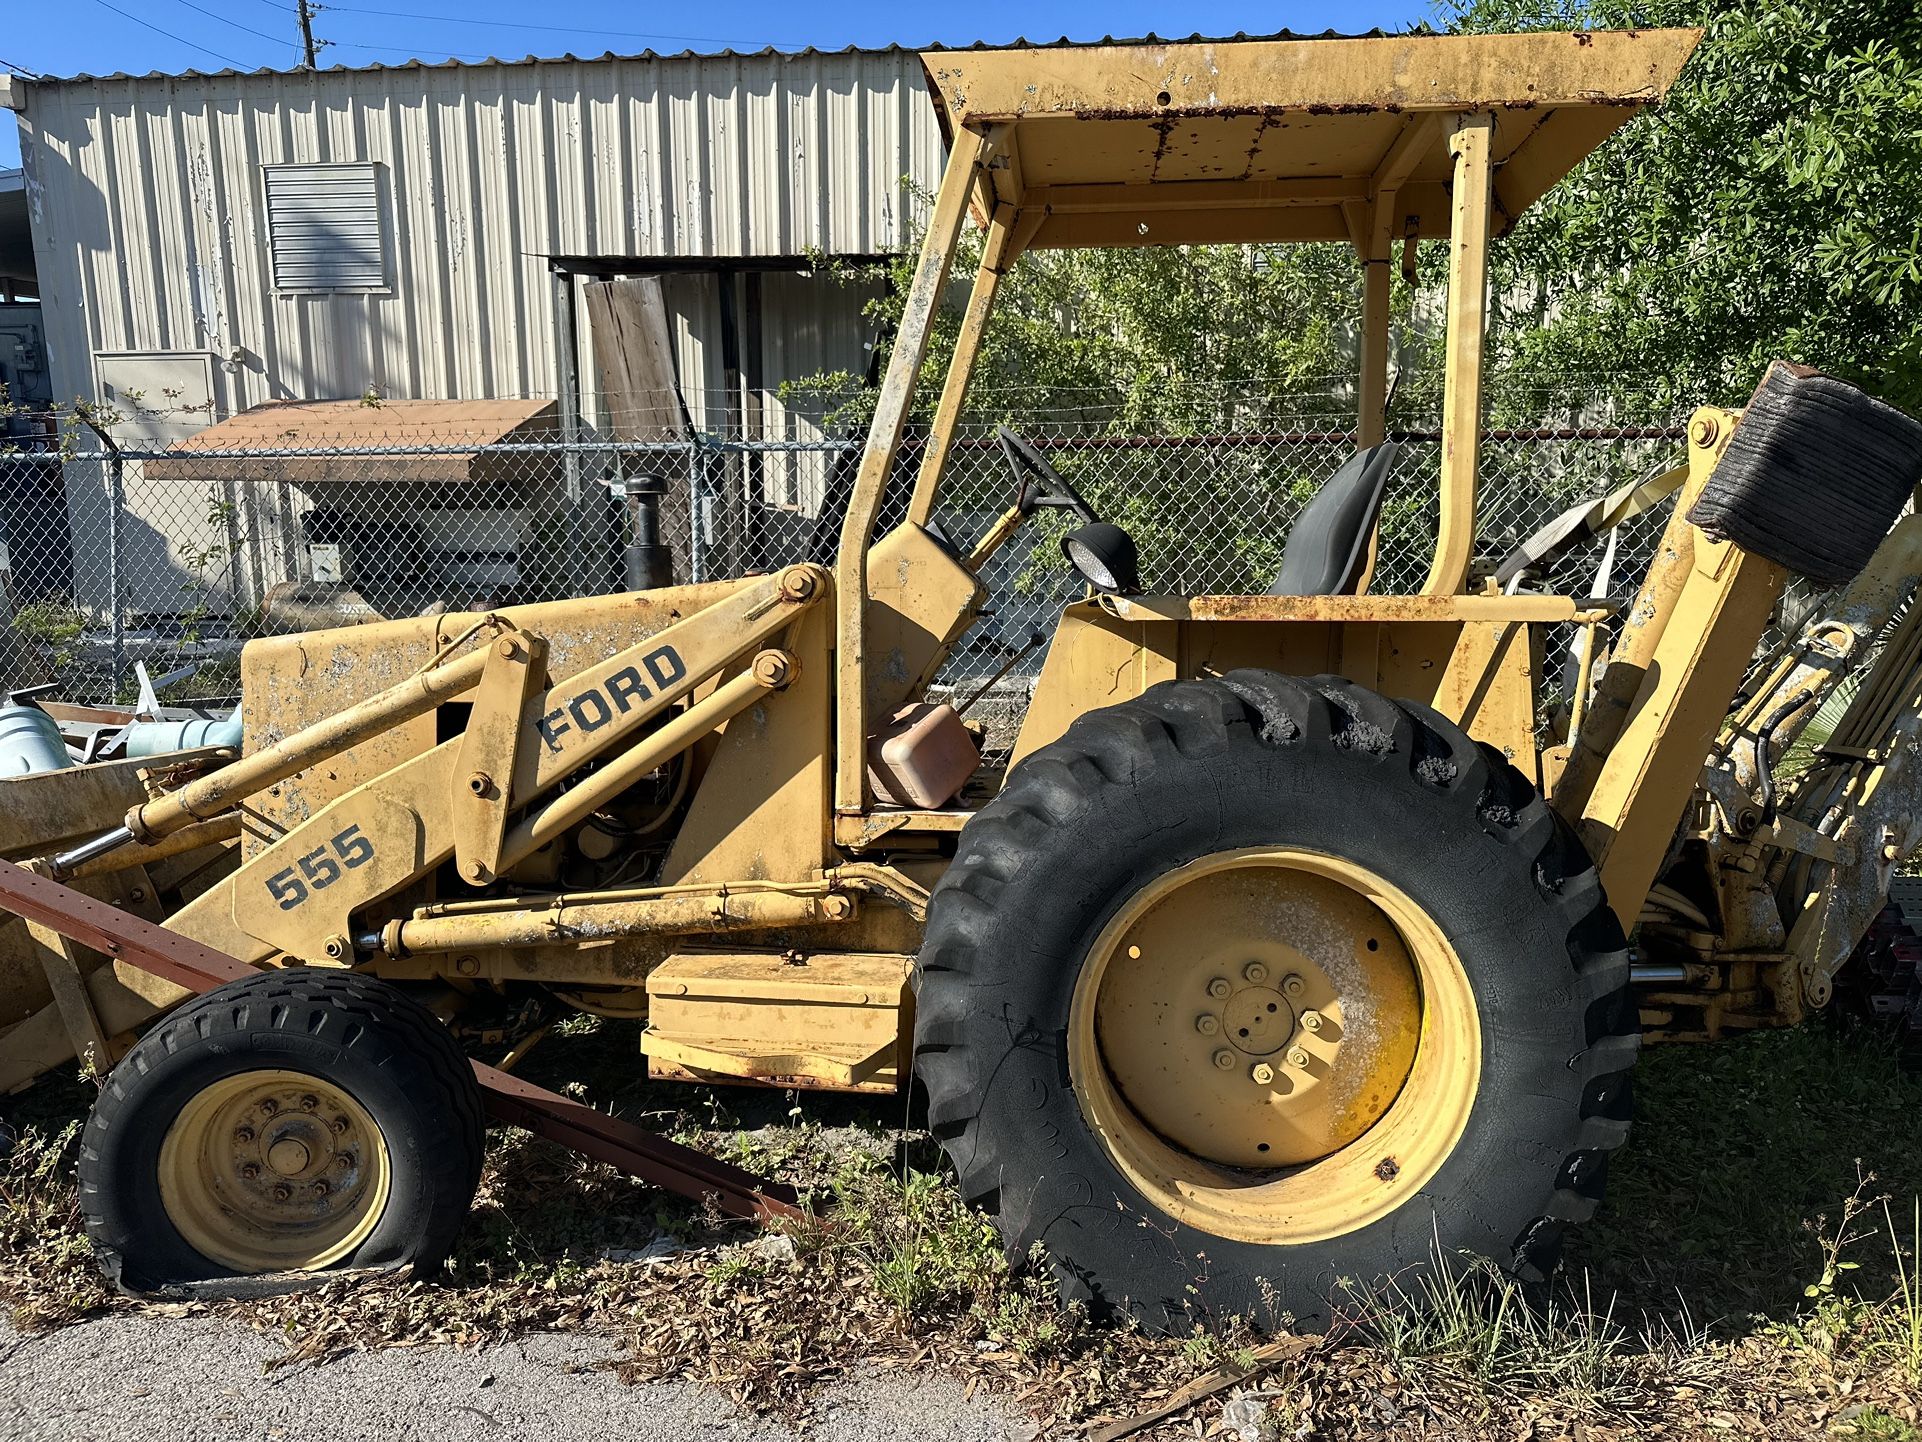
[833,124,993,820]
[906,204,1016,529]
[1425,111,1494,597]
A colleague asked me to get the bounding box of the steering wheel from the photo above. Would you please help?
[997,426,1100,524]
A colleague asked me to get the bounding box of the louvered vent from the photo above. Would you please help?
[264,163,385,293]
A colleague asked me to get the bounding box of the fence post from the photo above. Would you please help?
[107,450,125,703]
[688,434,709,585]
[74,410,127,703]
[552,264,585,598]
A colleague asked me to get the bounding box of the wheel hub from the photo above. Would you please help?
[158,1069,391,1273]
[1220,984,1293,1056]
[1091,858,1423,1169]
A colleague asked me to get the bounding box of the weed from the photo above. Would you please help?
[0,1123,114,1332]
[1839,1407,1922,1442]
[9,600,87,676]
[8,1016,1922,1435]
[1331,1249,1645,1416]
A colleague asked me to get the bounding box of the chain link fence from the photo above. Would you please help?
[0,385,1689,735]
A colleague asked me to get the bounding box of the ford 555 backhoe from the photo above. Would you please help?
[4,28,1922,1332]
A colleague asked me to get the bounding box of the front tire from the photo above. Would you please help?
[79,969,485,1292]
[914,672,1636,1332]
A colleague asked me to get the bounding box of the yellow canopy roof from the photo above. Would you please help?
[919,30,1700,248]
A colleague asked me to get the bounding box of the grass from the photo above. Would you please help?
[5,1015,1922,1435]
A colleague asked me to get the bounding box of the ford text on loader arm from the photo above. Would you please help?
[4,28,1921,1330]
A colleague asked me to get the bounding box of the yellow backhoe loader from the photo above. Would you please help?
[5,28,1922,1332]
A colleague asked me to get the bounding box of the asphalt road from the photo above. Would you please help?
[0,1316,1037,1442]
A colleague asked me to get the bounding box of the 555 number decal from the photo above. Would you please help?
[265,824,375,910]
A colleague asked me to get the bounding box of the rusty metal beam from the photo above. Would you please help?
[0,858,799,1221]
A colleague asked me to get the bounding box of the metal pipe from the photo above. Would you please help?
[382,887,842,956]
[1630,964,1689,984]
[401,873,841,922]
[107,448,125,702]
[553,264,585,597]
[496,656,787,871]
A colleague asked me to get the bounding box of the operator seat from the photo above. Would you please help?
[1267,441,1399,596]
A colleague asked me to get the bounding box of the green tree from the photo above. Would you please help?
[1452,0,1922,414]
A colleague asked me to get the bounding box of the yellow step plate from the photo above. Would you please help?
[641,950,913,1093]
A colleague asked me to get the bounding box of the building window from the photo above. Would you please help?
[264,163,386,293]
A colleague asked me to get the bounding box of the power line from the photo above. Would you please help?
[325,38,499,61]
[0,59,45,79]
[317,5,803,47]
[166,0,293,46]
[88,0,252,68]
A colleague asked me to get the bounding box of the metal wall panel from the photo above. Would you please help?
[14,50,945,420]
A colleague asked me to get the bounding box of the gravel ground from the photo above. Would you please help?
[0,1316,1037,1442]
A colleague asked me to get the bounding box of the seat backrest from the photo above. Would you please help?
[1267,442,1399,596]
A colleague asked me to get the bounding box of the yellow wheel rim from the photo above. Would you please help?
[158,1069,393,1273]
[1068,846,1481,1245]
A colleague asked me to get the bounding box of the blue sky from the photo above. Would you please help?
[2,1,1439,168]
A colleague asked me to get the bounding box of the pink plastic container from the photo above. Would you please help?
[866,702,980,808]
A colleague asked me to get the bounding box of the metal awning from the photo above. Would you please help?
[145,397,560,484]
[918,30,1700,248]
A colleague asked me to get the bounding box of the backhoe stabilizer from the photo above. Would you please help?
[1558,365,1922,930]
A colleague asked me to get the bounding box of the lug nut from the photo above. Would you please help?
[1206,977,1232,1000]
[240,1164,260,1181]
[312,1180,331,1198]
[1300,1010,1324,1033]
[1281,974,1306,999]
[300,1094,319,1111]
[272,1184,292,1203]
[234,1126,256,1144]
[1243,961,1269,985]
[331,1116,351,1135]
[1287,1047,1312,1069]
[1194,1014,1220,1036]
[259,1098,278,1115]
[1212,1048,1236,1071]
[1250,1062,1276,1086]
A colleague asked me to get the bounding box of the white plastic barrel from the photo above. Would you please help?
[0,704,75,775]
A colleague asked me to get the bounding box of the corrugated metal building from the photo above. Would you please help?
[0,49,947,614]
[1,49,944,439]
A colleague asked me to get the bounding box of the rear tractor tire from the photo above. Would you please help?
[79,969,486,1293]
[914,672,1636,1332]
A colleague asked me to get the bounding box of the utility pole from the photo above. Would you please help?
[296,0,319,69]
